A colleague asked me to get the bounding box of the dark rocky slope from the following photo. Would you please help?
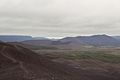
[0,42,119,80]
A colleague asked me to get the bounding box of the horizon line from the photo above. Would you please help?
[0,34,119,39]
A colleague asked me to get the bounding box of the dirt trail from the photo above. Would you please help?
[19,61,29,74]
[1,46,17,63]
[1,45,30,76]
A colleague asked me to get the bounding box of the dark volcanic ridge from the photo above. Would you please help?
[0,42,120,80]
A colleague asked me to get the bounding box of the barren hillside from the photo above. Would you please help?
[0,42,119,80]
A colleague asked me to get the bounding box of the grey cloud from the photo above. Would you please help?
[0,0,120,37]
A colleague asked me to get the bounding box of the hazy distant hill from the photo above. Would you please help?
[113,36,120,41]
[22,40,53,46]
[60,35,120,47]
[0,35,33,42]
[0,35,48,42]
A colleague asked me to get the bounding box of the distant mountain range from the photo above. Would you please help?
[20,35,120,47]
[1,35,120,47]
[59,35,120,47]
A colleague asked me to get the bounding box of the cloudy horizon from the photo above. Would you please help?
[0,0,120,38]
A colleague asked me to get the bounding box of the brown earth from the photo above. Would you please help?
[0,42,120,80]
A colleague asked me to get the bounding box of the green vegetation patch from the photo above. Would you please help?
[45,51,120,63]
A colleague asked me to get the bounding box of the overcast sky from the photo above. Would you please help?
[0,0,120,38]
